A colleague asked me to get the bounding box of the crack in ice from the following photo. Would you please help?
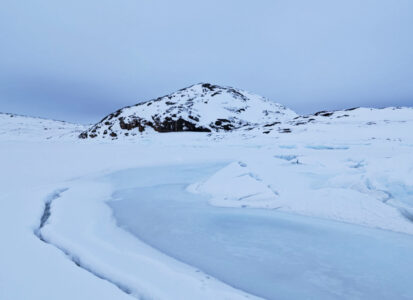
[34,189,141,299]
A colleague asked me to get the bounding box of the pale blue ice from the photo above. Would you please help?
[107,164,413,300]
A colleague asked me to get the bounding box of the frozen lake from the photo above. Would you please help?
[108,164,413,300]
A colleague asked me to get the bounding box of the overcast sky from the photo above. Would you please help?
[1,0,413,123]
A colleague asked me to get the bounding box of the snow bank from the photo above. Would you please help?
[188,161,279,208]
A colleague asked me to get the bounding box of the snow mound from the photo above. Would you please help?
[79,83,297,139]
[188,161,279,208]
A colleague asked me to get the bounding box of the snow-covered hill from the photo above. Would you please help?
[0,112,85,141]
[79,83,297,139]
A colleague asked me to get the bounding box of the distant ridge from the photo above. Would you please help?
[0,112,85,141]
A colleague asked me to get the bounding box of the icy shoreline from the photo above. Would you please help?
[37,171,258,300]
[34,162,413,300]
[109,164,413,300]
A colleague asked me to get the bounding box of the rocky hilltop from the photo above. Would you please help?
[79,83,297,139]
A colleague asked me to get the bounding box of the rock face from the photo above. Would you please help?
[79,83,297,139]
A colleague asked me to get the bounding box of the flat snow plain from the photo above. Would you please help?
[1,109,413,300]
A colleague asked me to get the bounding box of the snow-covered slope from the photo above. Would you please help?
[293,106,413,126]
[0,112,86,141]
[253,106,413,135]
[79,83,297,139]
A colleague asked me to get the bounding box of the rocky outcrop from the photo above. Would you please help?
[79,83,297,139]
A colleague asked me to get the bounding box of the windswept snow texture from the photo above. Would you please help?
[80,83,296,138]
[109,164,413,300]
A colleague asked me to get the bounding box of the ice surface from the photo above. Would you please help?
[109,164,413,300]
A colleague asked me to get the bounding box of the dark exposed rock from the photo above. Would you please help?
[117,115,211,133]
[155,117,211,132]
[188,115,200,122]
[202,83,217,91]
[119,117,146,132]
[263,122,281,127]
[279,128,292,133]
[210,119,235,131]
[79,132,88,139]
[314,111,334,117]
